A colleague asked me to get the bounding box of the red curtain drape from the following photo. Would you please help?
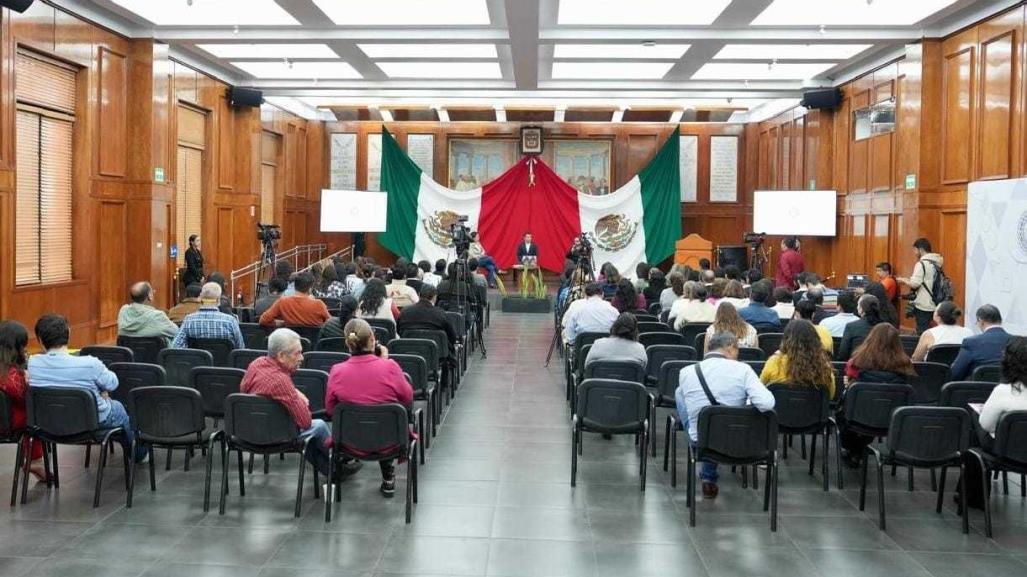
[477,157,581,272]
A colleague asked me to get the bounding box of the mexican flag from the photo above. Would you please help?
[378,127,681,275]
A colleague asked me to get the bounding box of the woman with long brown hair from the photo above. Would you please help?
[704,302,757,353]
[760,319,836,400]
[0,320,45,480]
[838,322,916,467]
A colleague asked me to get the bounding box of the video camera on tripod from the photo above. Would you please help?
[450,215,471,256]
[743,231,766,247]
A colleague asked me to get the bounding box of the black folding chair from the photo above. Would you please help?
[187,338,235,367]
[79,345,134,367]
[23,387,129,508]
[109,363,166,413]
[694,333,706,354]
[565,331,607,402]
[318,297,342,315]
[157,348,215,470]
[302,351,350,374]
[292,369,328,420]
[648,303,662,315]
[925,344,961,366]
[757,333,784,358]
[968,411,1027,537]
[688,406,779,531]
[366,318,397,342]
[580,360,647,414]
[660,360,699,485]
[239,323,268,350]
[835,382,915,489]
[769,385,832,491]
[392,353,436,444]
[572,379,651,492]
[972,364,1002,383]
[738,347,767,361]
[116,336,166,364]
[899,335,919,357]
[2,392,28,507]
[229,349,267,370]
[315,337,347,352]
[326,403,417,523]
[638,332,686,348]
[911,362,952,405]
[127,386,218,510]
[863,407,970,532]
[939,381,996,411]
[638,321,669,334]
[444,311,470,364]
[679,323,712,351]
[634,314,660,323]
[220,394,321,517]
[404,329,456,394]
[389,338,443,402]
[644,345,697,386]
[285,326,321,351]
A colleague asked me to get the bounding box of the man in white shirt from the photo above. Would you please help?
[562,282,619,345]
[820,291,860,337]
[675,331,775,499]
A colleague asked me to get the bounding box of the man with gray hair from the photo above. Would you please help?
[171,282,245,349]
[117,281,179,344]
[675,331,775,499]
[240,328,357,477]
[951,304,1011,380]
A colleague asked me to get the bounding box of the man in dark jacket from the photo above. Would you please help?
[397,285,459,358]
[951,304,1010,380]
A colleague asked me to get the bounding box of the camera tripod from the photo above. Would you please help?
[451,255,487,360]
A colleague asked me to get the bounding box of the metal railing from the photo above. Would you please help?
[231,243,351,304]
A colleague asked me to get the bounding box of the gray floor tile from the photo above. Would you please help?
[396,504,494,538]
[159,526,291,566]
[266,531,388,571]
[698,543,819,577]
[378,535,490,575]
[140,564,257,577]
[18,558,148,577]
[486,539,596,577]
[594,542,709,577]
[494,482,587,509]
[908,552,1027,577]
[801,549,932,577]
[0,557,41,577]
[491,507,591,541]
[0,520,93,557]
[883,518,1003,553]
[55,523,190,562]
[783,515,901,551]
[587,509,691,544]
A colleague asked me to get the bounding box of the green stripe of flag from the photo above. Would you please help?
[639,127,681,264]
[378,128,422,260]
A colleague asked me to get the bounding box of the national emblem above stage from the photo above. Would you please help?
[378,127,681,275]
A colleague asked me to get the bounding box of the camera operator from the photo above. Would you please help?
[467,232,498,289]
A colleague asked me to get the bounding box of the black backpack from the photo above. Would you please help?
[920,260,954,304]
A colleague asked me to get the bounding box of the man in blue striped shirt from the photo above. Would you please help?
[171,282,245,349]
[27,314,147,462]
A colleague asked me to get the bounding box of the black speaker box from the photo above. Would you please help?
[715,245,748,271]
[0,0,34,13]
[229,86,263,108]
[801,88,842,110]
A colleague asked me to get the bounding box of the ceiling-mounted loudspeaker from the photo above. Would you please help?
[229,86,263,108]
[0,0,35,13]
[801,88,842,111]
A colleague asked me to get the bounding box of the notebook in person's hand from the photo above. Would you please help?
[968,402,984,414]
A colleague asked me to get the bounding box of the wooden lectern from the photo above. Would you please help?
[674,234,713,268]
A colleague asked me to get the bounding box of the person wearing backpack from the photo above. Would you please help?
[897,237,950,334]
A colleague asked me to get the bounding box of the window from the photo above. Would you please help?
[15,51,76,286]
[176,105,205,266]
[260,131,279,224]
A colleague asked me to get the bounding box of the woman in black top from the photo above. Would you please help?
[183,234,204,287]
[838,294,885,361]
[643,269,666,306]
[864,281,899,328]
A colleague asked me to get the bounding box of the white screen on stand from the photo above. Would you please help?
[752,190,837,236]
[319,189,388,232]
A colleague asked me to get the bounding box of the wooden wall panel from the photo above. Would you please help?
[216,93,234,190]
[941,30,977,184]
[97,47,126,177]
[97,201,126,328]
[975,8,1023,180]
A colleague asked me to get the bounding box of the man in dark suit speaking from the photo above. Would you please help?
[951,304,1012,380]
[515,232,539,265]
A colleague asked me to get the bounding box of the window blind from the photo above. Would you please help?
[15,50,76,286]
[260,163,275,224]
[175,146,204,266]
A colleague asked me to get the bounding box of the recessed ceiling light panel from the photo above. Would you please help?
[692,62,835,80]
[313,0,490,25]
[358,44,499,58]
[714,44,873,60]
[109,0,300,26]
[558,0,730,25]
[552,62,674,80]
[197,44,338,59]
[752,0,958,26]
[553,44,690,59]
[377,62,503,79]
[232,61,363,79]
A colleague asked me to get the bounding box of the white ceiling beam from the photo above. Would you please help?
[272,0,389,81]
[540,28,922,42]
[153,28,510,42]
[505,0,540,89]
[281,89,791,99]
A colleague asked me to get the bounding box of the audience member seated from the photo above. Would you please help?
[704,302,758,353]
[206,271,235,313]
[313,264,348,300]
[426,260,446,288]
[676,331,775,499]
[979,336,1027,439]
[598,263,621,299]
[405,263,424,295]
[0,321,45,480]
[661,272,684,314]
[820,291,860,338]
[760,319,836,400]
[719,280,750,309]
[806,289,834,324]
[117,281,180,345]
[171,282,245,349]
[421,260,442,288]
[911,301,973,361]
[325,319,414,498]
[706,278,727,307]
[317,293,359,342]
[396,285,458,358]
[643,269,666,306]
[466,258,488,289]
[240,328,356,478]
[793,273,838,311]
[467,232,499,288]
[584,313,647,368]
[259,272,331,330]
[169,283,204,324]
[386,266,420,309]
[275,260,297,296]
[771,287,795,320]
[358,278,400,321]
[344,263,366,299]
[562,282,619,345]
[633,262,650,292]
[836,294,885,361]
[611,278,646,313]
[951,304,1011,381]
[795,300,834,354]
[254,278,287,320]
[671,281,716,331]
[864,282,900,328]
[839,323,916,467]
[28,314,146,462]
[738,281,780,330]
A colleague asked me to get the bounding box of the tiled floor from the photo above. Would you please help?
[1,310,1026,577]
